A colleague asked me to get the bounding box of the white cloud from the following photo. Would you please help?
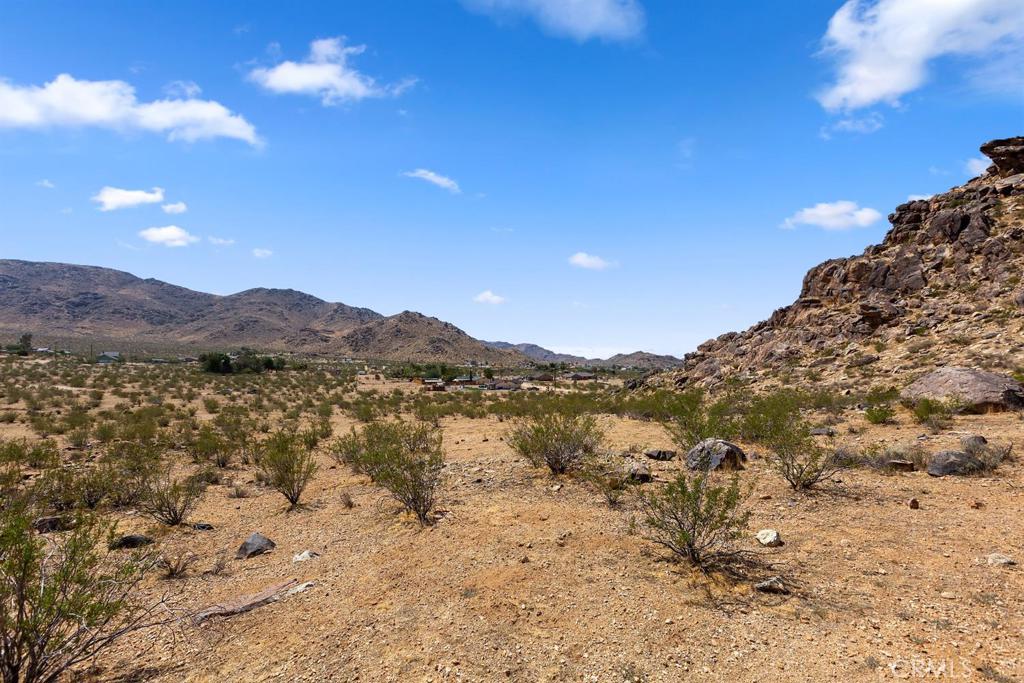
[473,289,506,304]
[138,225,199,247]
[35,179,55,189]
[248,37,415,105]
[92,186,164,211]
[817,0,1024,111]
[782,200,882,231]
[463,0,645,42]
[0,74,260,145]
[907,193,933,201]
[402,168,461,193]
[161,201,187,214]
[568,251,613,270]
[208,236,235,246]
[163,80,201,99]
[965,156,990,176]
[252,248,273,258]
[819,112,885,138]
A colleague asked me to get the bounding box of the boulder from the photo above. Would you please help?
[979,137,1024,177]
[960,435,988,453]
[755,529,783,547]
[810,427,837,437]
[625,461,653,484]
[236,532,276,560]
[644,449,676,462]
[292,550,321,563]
[926,450,983,477]
[900,367,1024,412]
[109,534,154,550]
[686,439,746,471]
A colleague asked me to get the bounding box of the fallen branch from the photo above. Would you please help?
[192,578,314,624]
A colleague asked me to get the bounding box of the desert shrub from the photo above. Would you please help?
[334,422,443,524]
[188,425,229,467]
[755,396,847,490]
[0,501,161,683]
[855,443,929,473]
[257,432,317,509]
[634,468,749,569]
[506,413,604,474]
[864,403,895,425]
[158,551,198,580]
[141,470,204,526]
[578,457,628,506]
[911,398,956,431]
[963,438,1014,473]
[663,389,735,448]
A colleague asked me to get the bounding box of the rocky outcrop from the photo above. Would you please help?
[901,368,1024,412]
[662,137,1024,392]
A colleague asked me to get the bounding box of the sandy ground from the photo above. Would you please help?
[48,408,1020,683]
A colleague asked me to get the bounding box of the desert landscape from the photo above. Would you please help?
[3,2,1023,681]
[1,138,1023,682]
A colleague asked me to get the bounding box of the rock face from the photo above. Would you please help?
[658,137,1024,393]
[236,532,276,559]
[686,439,746,471]
[901,368,1024,412]
[926,450,984,477]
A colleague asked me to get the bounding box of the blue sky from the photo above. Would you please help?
[1,0,1021,357]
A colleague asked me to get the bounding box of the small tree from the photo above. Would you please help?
[258,432,317,509]
[635,465,749,569]
[0,502,162,683]
[761,406,846,490]
[16,334,32,357]
[506,413,604,474]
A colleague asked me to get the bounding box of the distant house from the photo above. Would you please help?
[422,378,446,392]
[451,375,478,386]
[34,347,52,354]
[97,351,121,365]
[529,372,555,382]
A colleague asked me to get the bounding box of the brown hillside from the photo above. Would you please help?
[662,136,1024,392]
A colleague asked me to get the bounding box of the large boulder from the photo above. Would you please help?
[900,368,1024,412]
[926,450,984,477]
[686,439,746,471]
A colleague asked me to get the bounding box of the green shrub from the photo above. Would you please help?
[0,501,160,683]
[258,432,318,509]
[634,469,749,569]
[506,413,604,474]
[333,422,443,524]
[864,403,895,425]
[141,470,204,525]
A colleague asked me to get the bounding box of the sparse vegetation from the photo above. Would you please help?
[257,432,318,509]
[634,466,749,569]
[506,413,604,474]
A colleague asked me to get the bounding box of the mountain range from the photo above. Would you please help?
[0,259,681,367]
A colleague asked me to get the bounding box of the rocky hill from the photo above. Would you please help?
[0,260,525,364]
[662,136,1024,392]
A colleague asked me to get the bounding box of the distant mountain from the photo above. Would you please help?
[0,260,525,365]
[484,341,682,369]
[484,342,589,365]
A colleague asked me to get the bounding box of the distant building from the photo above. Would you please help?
[530,372,555,382]
[97,351,121,364]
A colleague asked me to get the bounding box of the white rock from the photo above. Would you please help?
[986,553,1016,567]
[292,550,321,563]
[755,529,784,547]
